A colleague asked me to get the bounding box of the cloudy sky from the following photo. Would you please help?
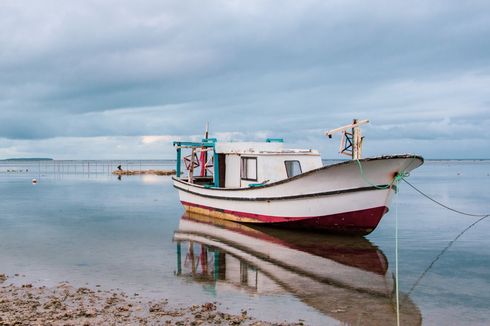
[1,0,489,159]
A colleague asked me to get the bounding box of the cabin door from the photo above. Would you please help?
[218,154,226,188]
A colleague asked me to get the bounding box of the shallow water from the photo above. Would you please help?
[0,160,489,325]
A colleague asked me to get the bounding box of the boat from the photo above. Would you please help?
[172,119,423,235]
[173,212,422,325]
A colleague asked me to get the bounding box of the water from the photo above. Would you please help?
[0,160,489,325]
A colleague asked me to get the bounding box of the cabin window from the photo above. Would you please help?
[285,160,302,178]
[241,157,257,181]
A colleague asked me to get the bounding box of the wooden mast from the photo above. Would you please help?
[325,119,369,160]
[200,122,209,177]
[352,119,360,160]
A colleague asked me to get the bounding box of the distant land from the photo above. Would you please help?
[2,158,53,161]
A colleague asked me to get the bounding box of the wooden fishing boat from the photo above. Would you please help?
[172,120,423,235]
[173,212,422,325]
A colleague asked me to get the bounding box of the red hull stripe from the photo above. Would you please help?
[181,201,388,233]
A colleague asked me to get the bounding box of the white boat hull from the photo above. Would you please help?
[173,155,423,234]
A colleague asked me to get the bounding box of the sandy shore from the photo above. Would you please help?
[0,274,301,325]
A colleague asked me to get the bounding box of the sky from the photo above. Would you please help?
[0,0,489,159]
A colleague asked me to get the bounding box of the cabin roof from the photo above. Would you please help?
[173,139,320,156]
[215,142,320,155]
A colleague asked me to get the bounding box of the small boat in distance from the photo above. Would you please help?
[172,120,423,235]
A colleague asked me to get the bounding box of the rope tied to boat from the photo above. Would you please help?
[395,174,489,326]
[356,159,392,189]
[355,157,490,218]
[355,159,412,192]
[400,178,489,217]
[356,158,489,326]
[355,157,417,326]
[395,176,489,323]
[356,157,489,217]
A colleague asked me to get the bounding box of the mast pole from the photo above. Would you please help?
[200,122,209,177]
[325,119,368,160]
[352,118,359,160]
[189,148,195,183]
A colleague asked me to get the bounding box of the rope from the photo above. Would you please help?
[355,159,408,326]
[355,158,489,217]
[355,159,412,191]
[355,158,489,326]
[398,176,490,303]
[401,178,489,217]
[355,159,394,189]
[403,213,489,302]
[394,190,400,326]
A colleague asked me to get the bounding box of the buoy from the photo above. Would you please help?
[32,178,37,184]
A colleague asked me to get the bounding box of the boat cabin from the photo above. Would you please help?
[173,138,322,188]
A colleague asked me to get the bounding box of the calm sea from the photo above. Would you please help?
[0,160,489,325]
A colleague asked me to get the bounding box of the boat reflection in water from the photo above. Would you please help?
[173,213,421,325]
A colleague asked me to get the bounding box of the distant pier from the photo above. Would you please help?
[0,160,177,178]
[112,169,176,176]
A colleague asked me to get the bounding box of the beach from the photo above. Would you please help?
[0,274,296,325]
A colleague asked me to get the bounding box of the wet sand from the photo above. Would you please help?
[0,274,300,326]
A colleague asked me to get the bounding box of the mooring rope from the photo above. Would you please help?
[355,159,394,189]
[402,213,489,303]
[355,159,409,326]
[401,178,490,217]
[355,158,489,326]
[394,189,400,326]
[355,158,413,190]
[398,177,490,306]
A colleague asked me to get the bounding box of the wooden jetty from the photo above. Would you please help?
[112,169,176,176]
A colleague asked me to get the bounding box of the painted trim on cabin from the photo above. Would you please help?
[213,150,220,187]
[176,147,181,177]
[265,138,284,143]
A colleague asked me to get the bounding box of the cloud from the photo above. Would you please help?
[141,135,175,144]
[0,136,176,160]
[0,0,489,158]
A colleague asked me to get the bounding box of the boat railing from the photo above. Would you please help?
[173,139,220,187]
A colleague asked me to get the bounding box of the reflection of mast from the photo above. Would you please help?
[173,212,422,326]
[176,240,226,283]
[200,246,208,275]
[176,242,182,275]
[187,241,196,275]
